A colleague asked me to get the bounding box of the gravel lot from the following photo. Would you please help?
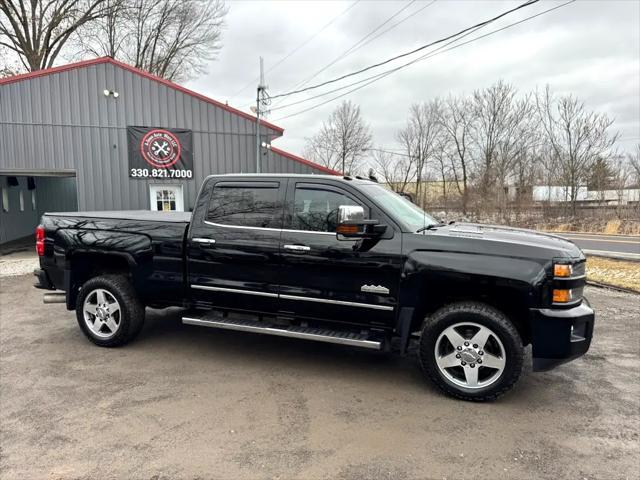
[0,250,39,277]
[1,274,638,480]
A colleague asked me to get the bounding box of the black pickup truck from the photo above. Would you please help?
[34,174,594,401]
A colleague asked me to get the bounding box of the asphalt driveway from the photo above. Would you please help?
[1,274,638,480]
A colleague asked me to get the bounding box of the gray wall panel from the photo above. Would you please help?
[36,176,78,218]
[0,60,331,223]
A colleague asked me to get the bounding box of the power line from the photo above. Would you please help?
[227,0,362,101]
[273,0,575,121]
[369,148,413,158]
[269,0,540,101]
[270,0,425,107]
[270,19,485,112]
[343,0,437,60]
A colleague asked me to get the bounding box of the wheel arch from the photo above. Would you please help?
[67,251,137,309]
[404,275,534,346]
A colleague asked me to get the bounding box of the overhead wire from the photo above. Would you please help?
[272,0,576,121]
[227,0,362,101]
[268,0,541,101]
[270,0,429,107]
[270,20,486,112]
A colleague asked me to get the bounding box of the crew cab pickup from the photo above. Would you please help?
[34,174,594,401]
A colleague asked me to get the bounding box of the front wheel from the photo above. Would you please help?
[75,275,145,347]
[419,302,524,401]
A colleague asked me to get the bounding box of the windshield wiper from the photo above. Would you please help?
[416,222,446,233]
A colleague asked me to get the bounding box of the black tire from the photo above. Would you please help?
[75,274,145,347]
[418,301,524,402]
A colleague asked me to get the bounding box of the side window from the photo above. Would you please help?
[207,184,282,228]
[292,187,362,233]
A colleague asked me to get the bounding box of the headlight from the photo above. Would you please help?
[553,264,572,278]
[551,261,586,305]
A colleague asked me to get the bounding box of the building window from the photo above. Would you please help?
[31,190,37,211]
[19,190,24,211]
[1,188,8,212]
[207,183,282,228]
[156,189,176,211]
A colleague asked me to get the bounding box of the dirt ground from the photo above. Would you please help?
[1,274,638,480]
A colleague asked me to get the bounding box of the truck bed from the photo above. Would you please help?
[40,210,191,308]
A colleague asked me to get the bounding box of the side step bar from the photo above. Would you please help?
[182,315,382,350]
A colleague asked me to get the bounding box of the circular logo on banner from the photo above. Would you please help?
[140,129,182,169]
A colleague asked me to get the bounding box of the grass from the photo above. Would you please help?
[586,256,640,293]
[542,220,640,235]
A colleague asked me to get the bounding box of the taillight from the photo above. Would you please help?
[36,225,45,256]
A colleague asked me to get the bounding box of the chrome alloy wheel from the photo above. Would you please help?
[83,288,121,339]
[434,322,506,389]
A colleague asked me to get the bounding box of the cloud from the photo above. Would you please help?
[186,0,640,154]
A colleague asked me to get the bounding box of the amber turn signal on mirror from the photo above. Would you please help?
[336,224,360,235]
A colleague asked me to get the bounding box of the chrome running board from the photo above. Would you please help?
[182,314,382,350]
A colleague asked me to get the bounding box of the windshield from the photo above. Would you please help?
[360,183,437,232]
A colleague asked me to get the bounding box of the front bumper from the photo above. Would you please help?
[530,302,595,371]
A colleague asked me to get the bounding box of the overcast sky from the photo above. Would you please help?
[186,0,640,157]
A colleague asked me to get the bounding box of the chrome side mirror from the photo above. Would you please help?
[336,205,386,238]
[338,205,365,225]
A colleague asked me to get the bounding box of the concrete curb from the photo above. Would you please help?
[587,280,639,295]
[545,232,640,238]
[583,249,640,262]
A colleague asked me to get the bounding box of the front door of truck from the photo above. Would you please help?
[187,178,285,313]
[277,180,402,328]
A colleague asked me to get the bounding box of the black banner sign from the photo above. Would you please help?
[127,126,193,179]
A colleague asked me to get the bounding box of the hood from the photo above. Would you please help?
[413,222,584,260]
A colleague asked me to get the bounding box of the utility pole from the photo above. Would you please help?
[255,57,266,173]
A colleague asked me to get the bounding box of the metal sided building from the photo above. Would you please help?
[0,57,337,244]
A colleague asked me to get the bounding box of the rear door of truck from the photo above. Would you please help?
[186,177,285,313]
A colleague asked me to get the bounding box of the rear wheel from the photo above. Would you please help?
[419,302,523,401]
[75,275,144,347]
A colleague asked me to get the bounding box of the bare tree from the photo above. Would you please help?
[369,148,416,193]
[536,86,619,215]
[438,96,475,214]
[628,144,640,187]
[432,137,454,212]
[0,44,20,75]
[471,81,534,214]
[73,0,227,81]
[303,100,372,175]
[71,0,126,58]
[511,143,540,217]
[0,0,111,71]
[537,143,561,202]
[397,101,442,207]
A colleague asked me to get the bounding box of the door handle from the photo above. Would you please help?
[283,244,310,252]
[193,237,216,247]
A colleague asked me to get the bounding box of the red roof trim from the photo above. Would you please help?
[0,57,284,134]
[270,146,341,175]
[0,57,108,85]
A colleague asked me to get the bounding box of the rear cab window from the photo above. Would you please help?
[206,181,283,229]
